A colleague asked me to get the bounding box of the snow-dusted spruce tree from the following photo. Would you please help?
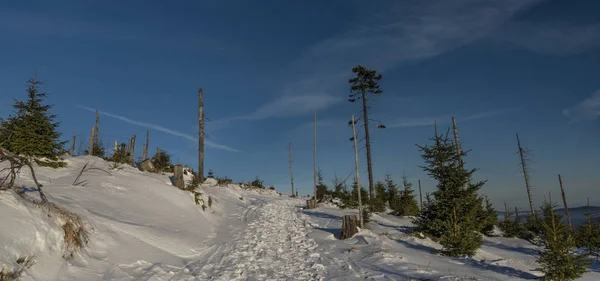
[576,200,600,258]
[385,174,401,211]
[371,180,387,212]
[412,129,487,257]
[499,204,526,238]
[536,199,589,280]
[151,149,172,172]
[316,169,329,202]
[0,76,66,163]
[85,141,106,158]
[479,196,499,236]
[396,176,420,216]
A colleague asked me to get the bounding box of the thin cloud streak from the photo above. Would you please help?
[388,108,520,128]
[77,106,239,152]
[563,89,600,124]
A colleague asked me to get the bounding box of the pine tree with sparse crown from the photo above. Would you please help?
[397,175,420,216]
[0,76,66,160]
[536,199,589,280]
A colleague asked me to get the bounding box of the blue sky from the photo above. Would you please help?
[1,0,599,210]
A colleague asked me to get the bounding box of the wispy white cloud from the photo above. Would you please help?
[388,108,520,128]
[563,89,600,123]
[494,22,600,56]
[77,106,239,152]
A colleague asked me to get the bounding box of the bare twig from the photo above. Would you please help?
[72,162,111,186]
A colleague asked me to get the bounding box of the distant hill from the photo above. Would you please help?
[498,206,600,228]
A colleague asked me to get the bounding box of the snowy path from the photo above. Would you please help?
[190,198,331,280]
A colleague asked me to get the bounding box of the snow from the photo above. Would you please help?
[1,156,600,280]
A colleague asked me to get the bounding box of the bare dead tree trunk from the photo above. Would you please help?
[360,90,375,202]
[452,117,463,165]
[129,134,136,163]
[558,174,573,231]
[70,136,76,156]
[88,127,95,155]
[351,114,364,228]
[516,132,536,219]
[114,140,118,155]
[504,201,509,215]
[418,179,423,211]
[515,206,519,222]
[198,88,205,183]
[95,110,99,145]
[143,130,149,160]
[313,110,317,205]
[289,143,295,198]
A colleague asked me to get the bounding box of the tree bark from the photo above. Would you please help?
[143,130,149,160]
[198,88,205,183]
[351,114,364,228]
[88,127,95,155]
[173,164,184,189]
[558,174,573,231]
[114,140,118,155]
[313,110,317,202]
[129,134,136,163]
[360,90,375,201]
[516,132,536,218]
[289,143,295,198]
[70,136,76,156]
[306,199,317,209]
[95,110,99,145]
[340,215,359,239]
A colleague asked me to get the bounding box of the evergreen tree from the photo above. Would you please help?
[372,180,387,212]
[109,143,132,164]
[536,200,589,280]
[499,204,526,238]
[85,141,106,158]
[332,174,345,200]
[152,149,172,172]
[412,129,485,257]
[385,174,401,212]
[343,177,369,210]
[316,168,329,201]
[479,196,499,236]
[207,169,214,178]
[397,176,420,216]
[0,76,66,159]
[576,201,600,258]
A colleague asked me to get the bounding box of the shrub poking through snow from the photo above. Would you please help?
[0,255,35,281]
[108,144,132,165]
[42,201,91,260]
[208,196,213,208]
[251,177,265,189]
[239,197,244,201]
[216,176,232,186]
[187,174,201,190]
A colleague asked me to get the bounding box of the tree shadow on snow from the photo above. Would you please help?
[315,227,342,239]
[460,258,539,279]
[301,210,343,222]
[482,240,538,256]
[393,239,438,255]
[374,222,415,234]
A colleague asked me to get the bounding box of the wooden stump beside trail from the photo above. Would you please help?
[306,199,317,209]
[138,158,157,173]
[340,215,359,240]
[173,164,184,189]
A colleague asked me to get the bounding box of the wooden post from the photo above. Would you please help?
[558,174,573,231]
[340,215,359,239]
[88,126,95,155]
[516,132,536,219]
[351,114,364,228]
[313,110,317,206]
[199,88,205,183]
[143,130,149,160]
[70,136,76,156]
[289,143,295,198]
[129,134,136,163]
[419,182,425,210]
[173,164,184,189]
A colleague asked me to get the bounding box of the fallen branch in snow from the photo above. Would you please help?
[0,145,48,202]
[72,161,111,186]
[0,255,36,281]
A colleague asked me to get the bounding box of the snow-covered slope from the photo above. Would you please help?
[1,156,599,280]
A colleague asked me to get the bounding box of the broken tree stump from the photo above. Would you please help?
[173,164,184,189]
[138,158,157,173]
[340,215,359,240]
[306,199,316,209]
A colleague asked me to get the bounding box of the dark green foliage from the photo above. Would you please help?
[109,143,132,165]
[0,76,66,160]
[576,203,600,258]
[479,196,499,236]
[207,169,214,178]
[151,150,171,172]
[536,200,590,280]
[499,205,527,238]
[343,178,369,209]
[331,174,346,201]
[396,176,420,216]
[216,176,233,186]
[187,174,201,190]
[362,207,371,224]
[84,141,106,158]
[385,174,401,211]
[316,169,329,201]
[251,177,265,189]
[440,206,482,257]
[412,129,485,257]
[371,180,387,212]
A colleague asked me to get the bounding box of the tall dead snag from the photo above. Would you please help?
[198,88,205,183]
[351,114,364,228]
[129,134,136,163]
[516,132,536,219]
[173,164,184,189]
[88,127,95,155]
[452,117,463,167]
[113,140,118,154]
[70,136,76,156]
[94,110,99,145]
[418,179,423,211]
[558,174,573,231]
[340,215,359,239]
[313,110,317,206]
[348,65,384,201]
[289,143,295,198]
[143,130,149,160]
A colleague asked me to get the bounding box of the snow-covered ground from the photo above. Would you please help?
[1,156,599,280]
